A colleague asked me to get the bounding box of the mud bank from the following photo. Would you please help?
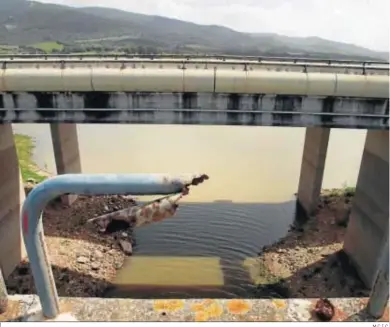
[249,188,369,299]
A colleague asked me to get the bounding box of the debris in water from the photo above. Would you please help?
[86,174,209,233]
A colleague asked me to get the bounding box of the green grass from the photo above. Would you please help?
[0,45,18,54]
[322,182,356,198]
[30,41,64,54]
[14,134,47,183]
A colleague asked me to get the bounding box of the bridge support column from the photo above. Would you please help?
[343,130,389,288]
[0,124,26,277]
[50,123,82,205]
[297,127,330,216]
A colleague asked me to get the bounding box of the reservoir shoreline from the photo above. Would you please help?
[8,127,365,299]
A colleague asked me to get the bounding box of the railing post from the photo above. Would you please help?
[21,173,207,319]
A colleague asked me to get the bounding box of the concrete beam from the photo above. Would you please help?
[50,123,82,205]
[297,127,330,216]
[1,92,388,129]
[0,124,26,277]
[343,130,389,288]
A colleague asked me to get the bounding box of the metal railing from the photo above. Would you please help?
[0,53,388,66]
[20,173,206,318]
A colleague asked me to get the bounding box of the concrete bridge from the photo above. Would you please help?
[0,56,388,307]
[0,55,388,128]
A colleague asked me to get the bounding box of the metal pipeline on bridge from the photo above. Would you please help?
[21,173,209,319]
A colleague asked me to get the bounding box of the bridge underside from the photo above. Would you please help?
[0,92,388,129]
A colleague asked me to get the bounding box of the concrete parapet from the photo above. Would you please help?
[343,130,389,288]
[2,295,389,322]
[50,124,82,205]
[0,124,26,277]
[297,127,330,216]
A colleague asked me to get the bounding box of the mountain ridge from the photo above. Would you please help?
[0,0,388,60]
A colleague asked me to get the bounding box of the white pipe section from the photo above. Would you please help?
[0,61,388,98]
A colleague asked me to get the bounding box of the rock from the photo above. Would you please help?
[76,256,89,264]
[107,249,116,255]
[121,232,128,239]
[114,262,123,270]
[91,262,100,270]
[118,239,133,255]
[330,202,351,227]
[17,266,29,276]
[314,298,335,322]
[94,250,103,259]
[104,205,109,212]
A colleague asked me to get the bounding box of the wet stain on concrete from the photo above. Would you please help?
[182,93,198,109]
[274,95,301,112]
[251,95,260,111]
[83,92,111,109]
[227,93,241,124]
[322,97,335,124]
[271,95,300,126]
[82,92,113,120]
[363,99,386,115]
[29,92,53,108]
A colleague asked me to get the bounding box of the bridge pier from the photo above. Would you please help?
[0,124,26,277]
[297,127,330,216]
[50,124,82,205]
[343,130,389,288]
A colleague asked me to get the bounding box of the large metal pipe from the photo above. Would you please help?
[21,173,207,319]
[1,60,388,98]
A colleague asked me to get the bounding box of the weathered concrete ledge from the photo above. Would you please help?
[1,295,388,322]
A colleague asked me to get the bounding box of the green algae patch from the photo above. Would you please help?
[14,134,47,183]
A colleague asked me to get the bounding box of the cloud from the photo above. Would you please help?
[35,0,389,52]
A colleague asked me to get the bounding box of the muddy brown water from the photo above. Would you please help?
[12,124,366,298]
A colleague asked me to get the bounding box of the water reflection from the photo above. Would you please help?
[107,199,295,298]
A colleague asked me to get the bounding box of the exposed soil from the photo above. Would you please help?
[5,192,136,297]
[252,189,370,299]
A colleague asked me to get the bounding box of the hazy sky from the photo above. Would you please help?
[37,0,389,52]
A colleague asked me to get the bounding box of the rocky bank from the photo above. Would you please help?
[6,187,137,297]
[250,188,369,299]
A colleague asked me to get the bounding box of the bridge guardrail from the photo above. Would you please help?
[0,54,388,66]
[20,173,207,318]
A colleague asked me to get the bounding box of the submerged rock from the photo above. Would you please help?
[118,239,133,256]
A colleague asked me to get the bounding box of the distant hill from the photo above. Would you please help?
[0,0,388,60]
